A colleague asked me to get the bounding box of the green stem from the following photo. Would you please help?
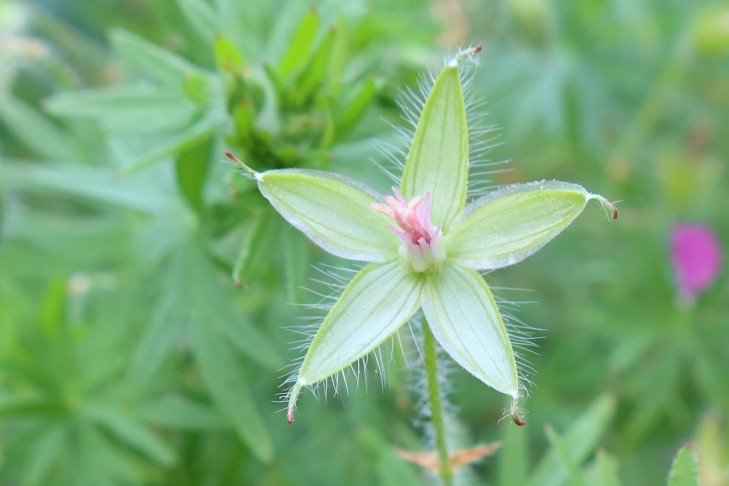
[423,319,452,486]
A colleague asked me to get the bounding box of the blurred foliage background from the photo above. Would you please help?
[0,0,727,484]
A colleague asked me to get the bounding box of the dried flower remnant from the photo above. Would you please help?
[670,223,723,305]
[227,45,616,424]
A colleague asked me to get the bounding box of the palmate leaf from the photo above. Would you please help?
[190,321,273,463]
[128,239,279,461]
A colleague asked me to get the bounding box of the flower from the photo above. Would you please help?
[226,46,616,423]
[670,223,723,304]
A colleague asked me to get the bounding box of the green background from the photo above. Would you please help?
[1,0,726,484]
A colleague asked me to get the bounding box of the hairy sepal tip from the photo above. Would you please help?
[224,151,259,179]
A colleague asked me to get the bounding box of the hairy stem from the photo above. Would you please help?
[423,318,452,486]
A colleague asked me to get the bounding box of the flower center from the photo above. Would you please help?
[373,187,446,272]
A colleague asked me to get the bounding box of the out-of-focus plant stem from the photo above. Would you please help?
[423,317,452,486]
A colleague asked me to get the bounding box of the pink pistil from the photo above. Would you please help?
[373,188,445,272]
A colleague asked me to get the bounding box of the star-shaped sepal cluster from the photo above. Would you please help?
[226,46,616,424]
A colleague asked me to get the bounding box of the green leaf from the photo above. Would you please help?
[282,225,310,303]
[110,28,196,89]
[667,445,699,486]
[0,94,80,161]
[292,261,422,404]
[214,35,246,74]
[178,0,219,43]
[118,115,219,176]
[335,77,377,139]
[258,169,398,261]
[2,162,173,213]
[448,181,604,270]
[498,421,529,486]
[84,406,175,466]
[400,65,468,230]
[25,422,67,485]
[175,136,212,212]
[190,321,273,462]
[137,397,225,430]
[545,424,586,486]
[588,450,622,486]
[232,101,256,144]
[45,86,197,134]
[218,313,283,370]
[277,8,319,80]
[529,395,616,486]
[290,27,336,106]
[231,209,279,287]
[422,262,518,397]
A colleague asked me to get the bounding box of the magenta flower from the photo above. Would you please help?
[670,223,723,302]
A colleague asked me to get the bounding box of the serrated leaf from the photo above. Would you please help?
[529,395,616,486]
[277,8,319,80]
[258,169,397,261]
[111,28,196,89]
[190,321,273,462]
[400,66,468,231]
[668,446,699,486]
[422,262,518,397]
[296,260,422,386]
[448,181,595,270]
